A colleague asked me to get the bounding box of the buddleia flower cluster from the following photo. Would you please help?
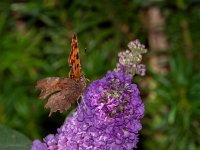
[31,39,147,150]
[115,39,147,76]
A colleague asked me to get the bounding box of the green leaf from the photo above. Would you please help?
[0,125,31,150]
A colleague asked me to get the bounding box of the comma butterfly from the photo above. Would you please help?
[36,33,86,116]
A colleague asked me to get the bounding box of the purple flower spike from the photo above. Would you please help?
[32,39,147,150]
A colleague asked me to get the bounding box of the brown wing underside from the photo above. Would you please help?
[68,33,81,81]
[36,77,83,116]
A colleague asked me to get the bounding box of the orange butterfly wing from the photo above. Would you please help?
[68,33,81,81]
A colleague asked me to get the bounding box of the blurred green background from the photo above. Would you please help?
[0,0,200,149]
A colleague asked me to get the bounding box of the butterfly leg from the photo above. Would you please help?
[81,95,88,109]
[76,97,80,108]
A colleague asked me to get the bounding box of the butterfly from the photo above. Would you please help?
[36,33,86,116]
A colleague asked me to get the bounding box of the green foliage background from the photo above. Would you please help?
[0,0,200,149]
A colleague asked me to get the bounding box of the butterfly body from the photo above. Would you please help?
[36,33,86,116]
